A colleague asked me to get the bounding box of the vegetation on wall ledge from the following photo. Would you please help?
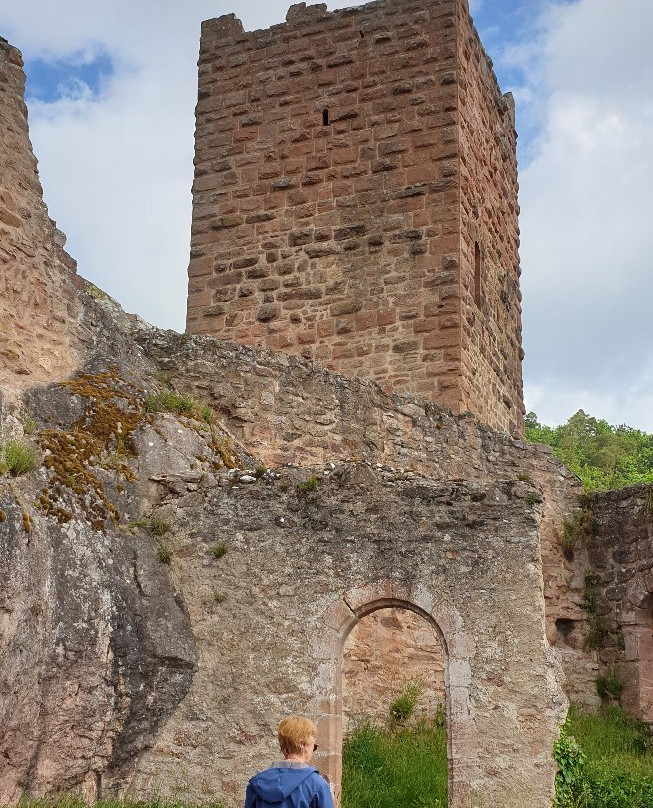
[525,410,653,492]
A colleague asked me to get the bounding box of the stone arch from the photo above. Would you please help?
[308,580,478,808]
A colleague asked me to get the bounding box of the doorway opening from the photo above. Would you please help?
[340,606,449,808]
[621,593,653,720]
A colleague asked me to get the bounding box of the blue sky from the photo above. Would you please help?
[1,0,652,431]
[25,50,114,103]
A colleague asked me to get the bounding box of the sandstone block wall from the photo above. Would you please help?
[0,38,82,399]
[584,486,653,720]
[186,0,524,437]
[342,607,446,731]
[456,6,523,435]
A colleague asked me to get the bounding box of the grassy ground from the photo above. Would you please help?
[341,719,448,808]
[556,705,653,808]
[11,801,226,808]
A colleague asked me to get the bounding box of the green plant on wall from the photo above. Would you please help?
[582,570,611,651]
[0,439,39,477]
[561,504,595,561]
[596,670,625,702]
[389,681,423,725]
[553,721,588,807]
[297,475,318,495]
[145,391,212,423]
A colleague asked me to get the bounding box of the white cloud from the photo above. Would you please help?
[518,0,653,431]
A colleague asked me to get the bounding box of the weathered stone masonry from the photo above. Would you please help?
[186,0,524,437]
[584,487,653,721]
[0,38,82,400]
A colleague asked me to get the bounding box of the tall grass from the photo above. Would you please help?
[342,719,448,808]
[556,705,653,808]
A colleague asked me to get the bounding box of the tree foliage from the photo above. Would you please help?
[525,410,653,491]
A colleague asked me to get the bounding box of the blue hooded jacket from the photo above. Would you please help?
[243,761,334,808]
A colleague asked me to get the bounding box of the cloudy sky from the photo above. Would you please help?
[1,0,651,431]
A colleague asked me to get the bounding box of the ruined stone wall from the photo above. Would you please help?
[455,6,523,436]
[186,0,524,437]
[0,317,576,808]
[583,485,653,719]
[141,331,568,496]
[541,505,601,710]
[0,38,82,399]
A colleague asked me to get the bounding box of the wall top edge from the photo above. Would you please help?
[201,0,464,41]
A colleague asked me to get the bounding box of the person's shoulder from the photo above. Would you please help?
[309,770,331,790]
[308,771,334,806]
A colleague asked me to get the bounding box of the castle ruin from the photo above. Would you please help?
[1,5,653,808]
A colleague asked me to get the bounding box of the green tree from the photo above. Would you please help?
[525,411,653,492]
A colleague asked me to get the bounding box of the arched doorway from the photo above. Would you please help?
[341,605,448,807]
[311,581,477,808]
[342,607,445,729]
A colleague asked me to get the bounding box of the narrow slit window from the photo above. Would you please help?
[322,108,329,126]
[474,241,482,307]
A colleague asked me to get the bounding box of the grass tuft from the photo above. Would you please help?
[145,392,212,423]
[0,439,39,476]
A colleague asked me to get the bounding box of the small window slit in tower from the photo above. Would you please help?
[474,241,482,308]
[322,108,329,126]
[359,30,365,38]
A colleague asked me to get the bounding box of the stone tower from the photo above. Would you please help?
[186,0,524,437]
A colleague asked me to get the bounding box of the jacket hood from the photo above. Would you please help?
[250,765,317,802]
